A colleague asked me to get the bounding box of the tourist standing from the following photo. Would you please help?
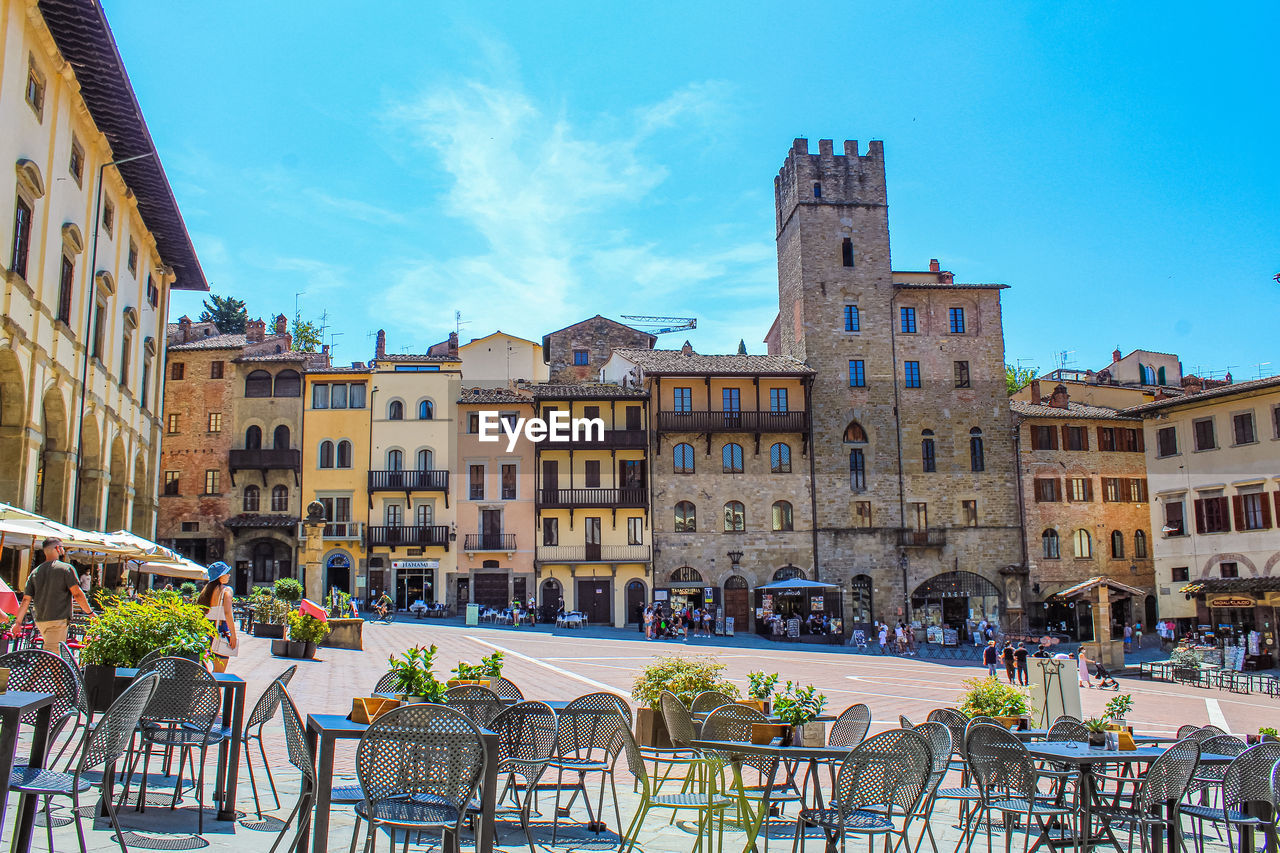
[1133,621,1143,649]
[1001,642,1016,683]
[1014,643,1029,685]
[983,640,998,678]
[878,624,888,653]
[197,561,238,673]
[643,605,654,640]
[13,537,92,650]
[1123,623,1132,652]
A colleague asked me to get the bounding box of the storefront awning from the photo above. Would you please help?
[755,578,838,592]
[1050,576,1145,600]
[1182,577,1280,595]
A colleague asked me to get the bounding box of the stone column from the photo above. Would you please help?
[301,501,326,600]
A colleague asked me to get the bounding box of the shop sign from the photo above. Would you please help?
[392,560,439,570]
[670,587,701,596]
[704,587,714,604]
[1208,595,1255,608]
[326,554,351,569]
[811,596,824,611]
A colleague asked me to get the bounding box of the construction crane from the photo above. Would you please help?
[621,315,697,335]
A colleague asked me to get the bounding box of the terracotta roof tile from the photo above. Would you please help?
[1009,400,1139,421]
[458,387,533,405]
[1123,375,1280,415]
[612,348,814,376]
[525,382,648,399]
[168,333,248,352]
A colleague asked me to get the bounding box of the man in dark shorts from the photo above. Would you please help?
[13,538,93,649]
[1014,642,1030,685]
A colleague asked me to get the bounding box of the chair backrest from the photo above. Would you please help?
[564,691,632,726]
[78,674,161,776]
[690,690,736,714]
[134,656,221,729]
[965,723,1037,799]
[1176,724,1200,739]
[276,685,315,787]
[927,708,968,755]
[556,694,630,760]
[1222,742,1280,816]
[967,714,999,728]
[899,715,915,729]
[1189,726,1230,744]
[1051,714,1081,723]
[491,701,557,775]
[659,690,697,749]
[136,648,202,670]
[1136,737,1201,809]
[373,670,400,694]
[0,648,80,726]
[1047,718,1089,743]
[829,703,872,747]
[702,702,774,775]
[356,703,486,827]
[1196,734,1247,781]
[912,722,953,805]
[489,676,523,700]
[832,729,932,818]
[277,663,298,688]
[245,666,298,733]
[443,684,505,728]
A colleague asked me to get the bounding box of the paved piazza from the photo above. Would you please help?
[9,619,1275,853]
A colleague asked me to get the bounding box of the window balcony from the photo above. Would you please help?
[535,487,648,509]
[463,533,517,552]
[367,524,451,549]
[556,429,649,450]
[368,469,450,493]
[898,528,947,547]
[536,544,651,563]
[322,521,364,540]
[228,448,301,471]
[656,410,809,433]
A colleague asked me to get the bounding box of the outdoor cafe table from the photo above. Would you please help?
[1023,743,1237,853]
[0,691,54,853]
[114,667,247,821]
[299,714,500,853]
[1012,729,1175,745]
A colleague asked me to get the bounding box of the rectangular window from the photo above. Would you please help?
[1034,478,1060,502]
[584,460,601,488]
[210,360,224,379]
[1118,428,1143,452]
[841,237,853,266]
[469,465,485,500]
[1236,492,1271,531]
[468,412,480,433]
[948,307,965,334]
[330,383,348,409]
[120,333,131,389]
[672,387,692,412]
[203,469,219,495]
[921,439,936,472]
[1220,562,1239,579]
[170,362,185,381]
[582,405,600,421]
[141,359,151,408]
[146,275,158,308]
[843,304,859,331]
[10,197,33,279]
[954,361,970,388]
[1032,425,1058,450]
[384,504,402,527]
[542,517,558,546]
[1065,426,1087,451]
[1097,427,1116,451]
[501,464,516,500]
[1193,418,1216,451]
[1233,412,1256,445]
[1129,479,1149,503]
[1156,426,1177,457]
[69,137,84,184]
[853,501,871,528]
[311,384,329,409]
[1194,496,1231,533]
[911,502,928,530]
[180,522,199,533]
[1163,501,1185,536]
[572,348,589,366]
[722,388,740,412]
[208,412,222,433]
[1102,477,1122,502]
[1171,566,1189,582]
[962,499,978,527]
[127,241,138,276]
[25,58,44,118]
[348,382,366,408]
[1068,478,1091,502]
[849,448,866,492]
[163,471,179,496]
[627,516,643,545]
[769,388,788,413]
[57,255,74,324]
[903,361,921,389]
[102,198,114,237]
[899,307,916,333]
[91,299,106,360]
[849,360,865,388]
[166,413,179,434]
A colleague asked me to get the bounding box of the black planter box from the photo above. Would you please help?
[255,623,285,639]
[271,639,316,659]
[83,665,132,713]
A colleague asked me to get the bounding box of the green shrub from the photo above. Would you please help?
[1104,694,1134,721]
[631,655,739,708]
[452,650,505,680]
[81,594,216,667]
[386,645,446,701]
[957,676,1034,718]
[178,581,198,599]
[772,682,828,726]
[325,590,352,616]
[747,671,780,700]
[254,597,293,625]
[287,611,331,644]
[274,577,304,603]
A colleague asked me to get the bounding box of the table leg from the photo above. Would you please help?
[0,709,19,838]
[477,731,498,853]
[10,704,52,853]
[299,728,330,853]
[217,684,246,820]
[1077,765,1095,853]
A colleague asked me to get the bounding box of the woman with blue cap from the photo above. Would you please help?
[197,561,238,672]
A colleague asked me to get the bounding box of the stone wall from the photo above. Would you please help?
[545,316,653,384]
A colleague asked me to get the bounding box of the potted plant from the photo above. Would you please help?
[386,645,447,704]
[957,677,1034,727]
[1084,717,1109,747]
[252,596,291,639]
[1170,646,1202,683]
[272,611,330,659]
[448,651,505,688]
[0,612,17,656]
[1247,726,1279,746]
[1104,694,1134,730]
[273,577,304,604]
[631,655,740,748]
[772,682,828,746]
[745,671,780,714]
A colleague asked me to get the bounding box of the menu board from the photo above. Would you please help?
[761,594,773,618]
[926,626,944,645]
[811,596,824,611]
[942,628,960,646]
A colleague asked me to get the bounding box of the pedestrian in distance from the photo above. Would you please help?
[197,561,238,673]
[1014,642,1029,685]
[1123,623,1132,652]
[1077,650,1092,688]
[12,537,93,650]
[1133,621,1142,649]
[878,624,888,654]
[983,640,998,678]
[1001,642,1016,683]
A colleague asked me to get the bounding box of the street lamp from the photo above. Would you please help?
[727,550,743,568]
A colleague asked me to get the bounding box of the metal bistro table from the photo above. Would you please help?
[0,691,55,853]
[1023,743,1236,853]
[1013,729,1176,745]
[299,714,500,853]
[114,667,247,821]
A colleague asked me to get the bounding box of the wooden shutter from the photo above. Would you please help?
[1085,479,1094,502]
[1065,479,1073,503]
[1194,499,1206,534]
[1261,494,1273,529]
[1097,427,1106,450]
[1274,492,1280,528]
[1061,425,1071,449]
[1034,479,1045,502]
[1232,495,1245,531]
[1134,428,1145,451]
[1100,478,1110,502]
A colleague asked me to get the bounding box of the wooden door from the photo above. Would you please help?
[576,579,612,624]
[585,517,601,561]
[626,580,646,624]
[723,586,749,629]
[481,509,502,549]
[542,460,558,503]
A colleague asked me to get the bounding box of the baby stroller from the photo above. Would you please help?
[1092,661,1120,690]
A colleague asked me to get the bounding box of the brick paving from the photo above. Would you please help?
[5,616,1274,852]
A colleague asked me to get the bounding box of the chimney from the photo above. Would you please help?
[929,259,940,272]
[274,314,288,335]
[448,331,459,358]
[1030,379,1042,403]
[1112,347,1122,363]
[375,330,386,359]
[1049,384,1070,409]
[681,340,694,356]
[1224,371,1233,384]
[321,344,329,356]
[177,315,192,343]
[246,318,266,343]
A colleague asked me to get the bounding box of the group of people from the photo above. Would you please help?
[983,640,1034,685]
[641,603,715,640]
[876,621,918,654]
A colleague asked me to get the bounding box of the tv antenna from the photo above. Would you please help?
[1254,362,1272,380]
[455,310,470,336]
[1053,350,1076,371]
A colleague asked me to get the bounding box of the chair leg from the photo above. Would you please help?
[71,791,89,853]
[260,736,282,810]
[196,745,207,835]
[268,793,305,853]
[103,792,132,853]
[43,795,55,853]
[347,816,363,853]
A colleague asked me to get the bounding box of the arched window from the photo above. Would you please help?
[674,501,696,532]
[1156,366,1167,385]
[245,425,262,450]
[273,369,301,397]
[273,424,290,449]
[387,449,403,471]
[245,370,272,398]
[673,443,695,474]
[849,449,866,491]
[1042,529,1060,559]
[243,485,260,512]
[1134,529,1148,558]
[843,421,868,443]
[1074,529,1092,559]
[271,485,288,512]
[722,443,744,474]
[774,565,805,581]
[770,442,791,473]
[772,500,793,531]
[723,501,745,531]
[921,429,936,472]
[417,449,433,470]
[318,440,334,468]
[970,428,985,472]
[336,440,352,468]
[1111,530,1125,558]
[418,400,433,420]
[388,400,403,420]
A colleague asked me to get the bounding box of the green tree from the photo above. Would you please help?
[1006,364,1038,396]
[291,316,323,352]
[198,294,247,333]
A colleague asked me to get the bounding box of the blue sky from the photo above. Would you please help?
[105,1,1278,379]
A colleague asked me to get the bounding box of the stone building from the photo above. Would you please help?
[602,345,815,631]
[1011,383,1156,639]
[1010,347,1185,410]
[768,138,1023,632]
[541,315,654,385]
[0,0,206,584]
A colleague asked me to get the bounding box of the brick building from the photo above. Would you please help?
[542,315,654,385]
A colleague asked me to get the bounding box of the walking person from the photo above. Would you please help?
[643,605,653,640]
[1133,621,1143,649]
[1014,642,1029,686]
[1001,642,1016,683]
[1123,623,1132,653]
[983,640,998,678]
[878,624,888,654]
[12,537,93,650]
[197,561,238,673]
[1076,649,1092,688]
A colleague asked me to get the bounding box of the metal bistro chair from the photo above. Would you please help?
[820,703,873,788]
[903,721,953,853]
[900,716,916,729]
[489,676,524,701]
[792,729,932,853]
[928,707,970,773]
[478,700,557,853]
[244,664,298,816]
[1183,741,1280,853]
[0,649,82,755]
[690,691,737,714]
[53,643,94,769]
[1091,737,1201,853]
[549,692,631,843]
[352,703,486,853]
[8,674,160,853]
[373,670,400,695]
[1038,717,1090,803]
[639,692,699,794]
[443,684,505,728]
[134,648,203,670]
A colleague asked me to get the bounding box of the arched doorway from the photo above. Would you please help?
[723,575,749,630]
[326,552,352,595]
[105,436,128,532]
[76,415,102,529]
[37,389,70,521]
[625,579,647,625]
[911,571,1000,632]
[849,574,873,632]
[540,578,563,622]
[0,349,26,505]
[663,566,706,612]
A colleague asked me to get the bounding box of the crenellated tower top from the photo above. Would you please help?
[774,138,887,234]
